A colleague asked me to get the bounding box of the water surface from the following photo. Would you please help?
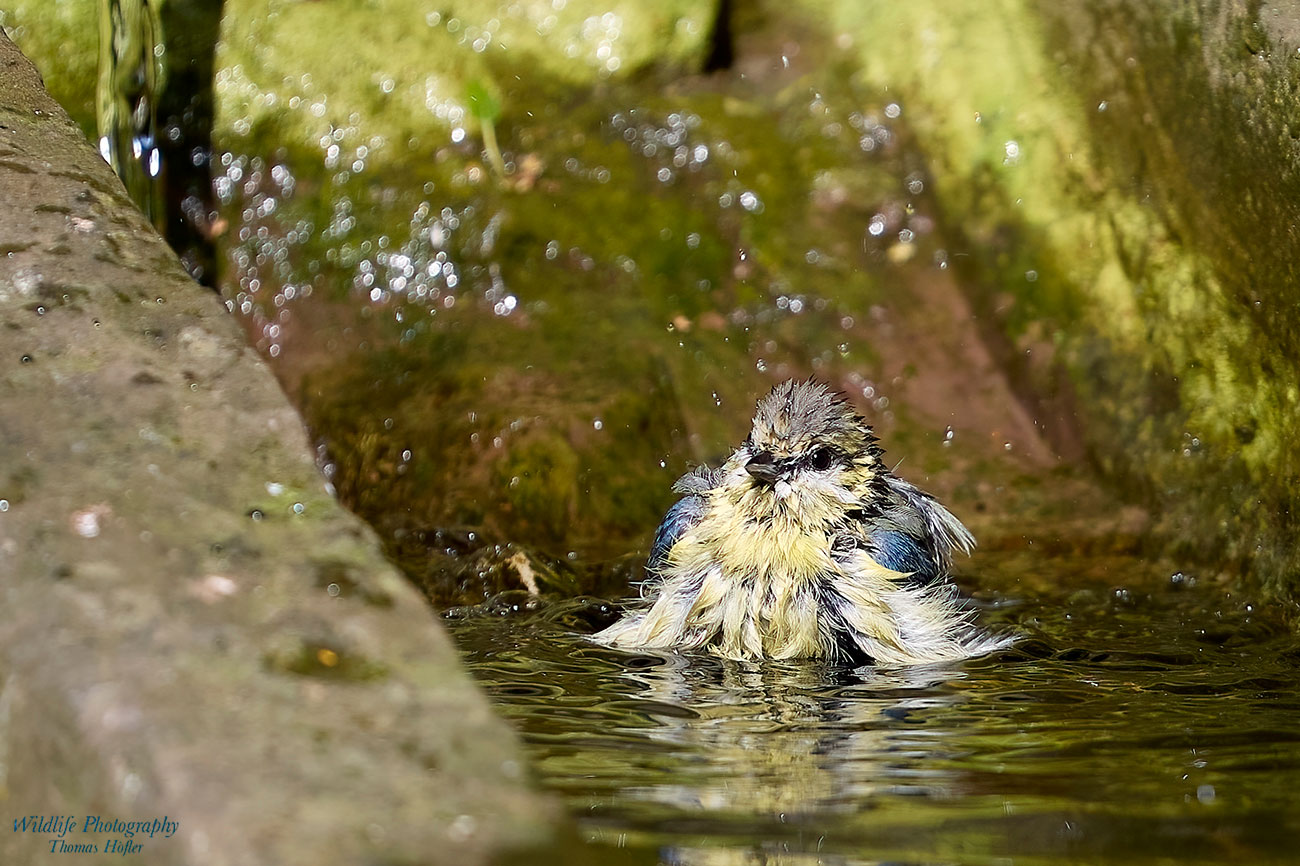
[449,556,1300,864]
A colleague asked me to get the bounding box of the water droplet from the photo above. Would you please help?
[493,294,518,316]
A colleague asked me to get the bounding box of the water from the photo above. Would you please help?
[96,0,222,282]
[96,0,164,227]
[448,556,1300,864]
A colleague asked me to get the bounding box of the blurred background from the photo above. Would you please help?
[5,0,1300,862]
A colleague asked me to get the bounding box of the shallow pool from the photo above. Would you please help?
[448,555,1300,864]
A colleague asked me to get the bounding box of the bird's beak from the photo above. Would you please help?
[745,451,782,484]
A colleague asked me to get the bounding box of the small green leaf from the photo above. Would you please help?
[465,79,501,123]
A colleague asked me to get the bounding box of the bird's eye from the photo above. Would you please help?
[810,448,835,471]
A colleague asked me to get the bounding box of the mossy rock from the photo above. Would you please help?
[215,0,718,160]
[813,0,1300,599]
[1,0,99,133]
[232,28,936,599]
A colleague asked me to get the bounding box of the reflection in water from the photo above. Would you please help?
[449,559,1300,864]
[602,657,963,820]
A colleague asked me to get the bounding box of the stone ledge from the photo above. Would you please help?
[0,30,556,866]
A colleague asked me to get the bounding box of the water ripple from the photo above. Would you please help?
[448,561,1300,863]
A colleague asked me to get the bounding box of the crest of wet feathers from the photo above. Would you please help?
[595,379,1009,665]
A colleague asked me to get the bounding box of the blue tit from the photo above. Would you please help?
[595,379,1009,665]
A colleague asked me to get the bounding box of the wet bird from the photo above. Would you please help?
[596,379,1008,665]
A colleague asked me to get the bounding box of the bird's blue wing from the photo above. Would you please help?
[646,465,719,574]
[868,528,934,577]
[647,494,708,573]
[854,475,975,583]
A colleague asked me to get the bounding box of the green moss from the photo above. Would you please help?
[217,26,934,599]
[265,641,390,682]
[216,0,716,160]
[495,431,580,543]
[814,0,1300,598]
[1,0,98,134]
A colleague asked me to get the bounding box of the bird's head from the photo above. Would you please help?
[723,380,884,519]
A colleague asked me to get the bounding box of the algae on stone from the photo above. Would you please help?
[15,0,1269,608]
[215,0,717,164]
[0,0,98,133]
[810,0,1300,599]
[213,36,966,601]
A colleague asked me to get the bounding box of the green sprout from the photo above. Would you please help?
[466,79,507,179]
